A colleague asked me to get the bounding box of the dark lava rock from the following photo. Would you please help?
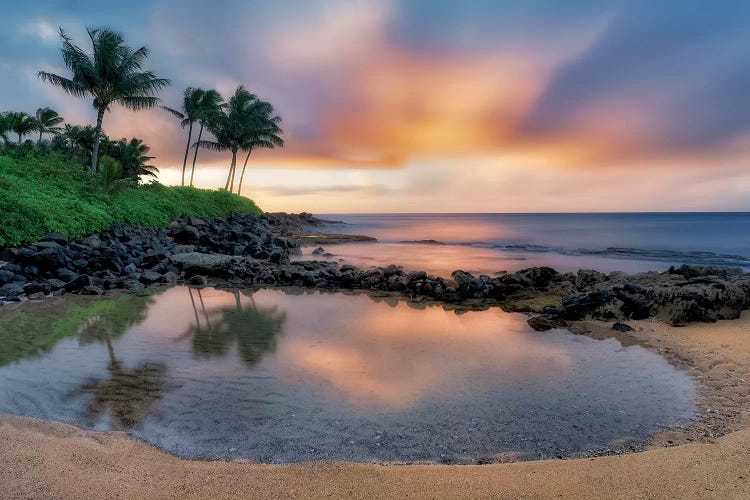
[0,282,25,299]
[527,315,568,332]
[40,232,69,246]
[56,268,80,282]
[0,269,17,285]
[561,291,616,320]
[170,225,202,245]
[188,275,208,286]
[612,322,634,332]
[140,271,163,284]
[23,282,52,295]
[161,271,179,284]
[33,247,68,271]
[312,247,326,255]
[81,285,104,295]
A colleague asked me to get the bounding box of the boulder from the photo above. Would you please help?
[612,322,634,332]
[33,247,68,271]
[40,232,69,246]
[81,285,104,296]
[561,291,616,320]
[312,247,326,255]
[0,269,16,285]
[527,315,568,332]
[172,252,236,277]
[140,271,163,284]
[0,282,26,299]
[170,225,201,245]
[188,275,208,286]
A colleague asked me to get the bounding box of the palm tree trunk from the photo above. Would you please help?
[189,123,204,187]
[104,333,117,366]
[18,133,22,144]
[181,121,193,186]
[188,288,201,332]
[90,106,106,172]
[225,151,237,191]
[38,130,43,145]
[237,147,253,196]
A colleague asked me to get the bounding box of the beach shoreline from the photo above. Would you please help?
[2,312,750,498]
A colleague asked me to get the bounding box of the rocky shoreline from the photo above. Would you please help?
[2,213,750,330]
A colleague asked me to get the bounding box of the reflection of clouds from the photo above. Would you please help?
[279,301,572,408]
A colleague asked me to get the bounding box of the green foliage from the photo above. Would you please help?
[38,26,170,171]
[0,151,261,246]
[0,293,152,366]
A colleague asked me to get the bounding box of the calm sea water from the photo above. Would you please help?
[305,213,750,276]
[0,286,696,463]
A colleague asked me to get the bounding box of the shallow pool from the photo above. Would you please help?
[0,286,697,463]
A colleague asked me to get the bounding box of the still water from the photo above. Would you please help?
[0,286,696,463]
[305,213,750,276]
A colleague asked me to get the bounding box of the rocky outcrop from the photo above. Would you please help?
[2,215,749,330]
[0,214,295,302]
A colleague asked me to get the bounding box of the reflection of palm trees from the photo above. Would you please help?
[185,288,286,367]
[73,314,166,430]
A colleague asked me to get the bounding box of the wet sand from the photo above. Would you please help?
[2,314,750,499]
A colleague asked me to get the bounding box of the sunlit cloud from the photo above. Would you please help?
[2,0,750,211]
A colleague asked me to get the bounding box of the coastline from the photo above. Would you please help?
[2,313,749,499]
[3,213,750,497]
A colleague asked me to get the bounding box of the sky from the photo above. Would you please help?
[1,0,750,213]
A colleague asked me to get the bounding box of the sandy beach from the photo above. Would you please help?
[2,313,749,499]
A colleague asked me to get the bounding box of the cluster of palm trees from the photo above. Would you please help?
[163,86,283,195]
[0,107,64,144]
[33,26,283,196]
[0,109,157,182]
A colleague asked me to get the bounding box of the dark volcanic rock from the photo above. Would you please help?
[40,232,69,246]
[612,322,634,332]
[527,315,568,332]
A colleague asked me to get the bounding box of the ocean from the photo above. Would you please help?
[304,213,750,276]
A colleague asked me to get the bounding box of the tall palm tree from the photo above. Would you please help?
[5,111,38,143]
[196,86,258,192]
[161,87,204,186]
[38,27,169,172]
[236,100,284,196]
[34,107,64,144]
[188,89,224,187]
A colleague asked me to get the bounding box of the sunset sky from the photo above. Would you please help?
[2,0,750,213]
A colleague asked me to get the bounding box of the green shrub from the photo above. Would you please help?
[0,151,261,246]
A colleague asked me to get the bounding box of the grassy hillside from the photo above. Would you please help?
[0,151,262,247]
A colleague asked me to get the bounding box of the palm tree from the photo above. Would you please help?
[236,100,284,196]
[161,87,204,186]
[60,124,100,155]
[5,111,38,143]
[38,27,169,172]
[109,137,158,180]
[0,113,9,145]
[189,89,224,187]
[197,86,258,192]
[34,107,64,144]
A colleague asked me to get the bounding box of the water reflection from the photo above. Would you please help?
[181,288,286,367]
[0,294,153,366]
[73,314,166,430]
[0,287,697,463]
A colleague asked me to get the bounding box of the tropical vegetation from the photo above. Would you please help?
[38,27,169,172]
[0,149,260,246]
[0,25,282,245]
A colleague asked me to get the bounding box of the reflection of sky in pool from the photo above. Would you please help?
[0,287,697,463]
